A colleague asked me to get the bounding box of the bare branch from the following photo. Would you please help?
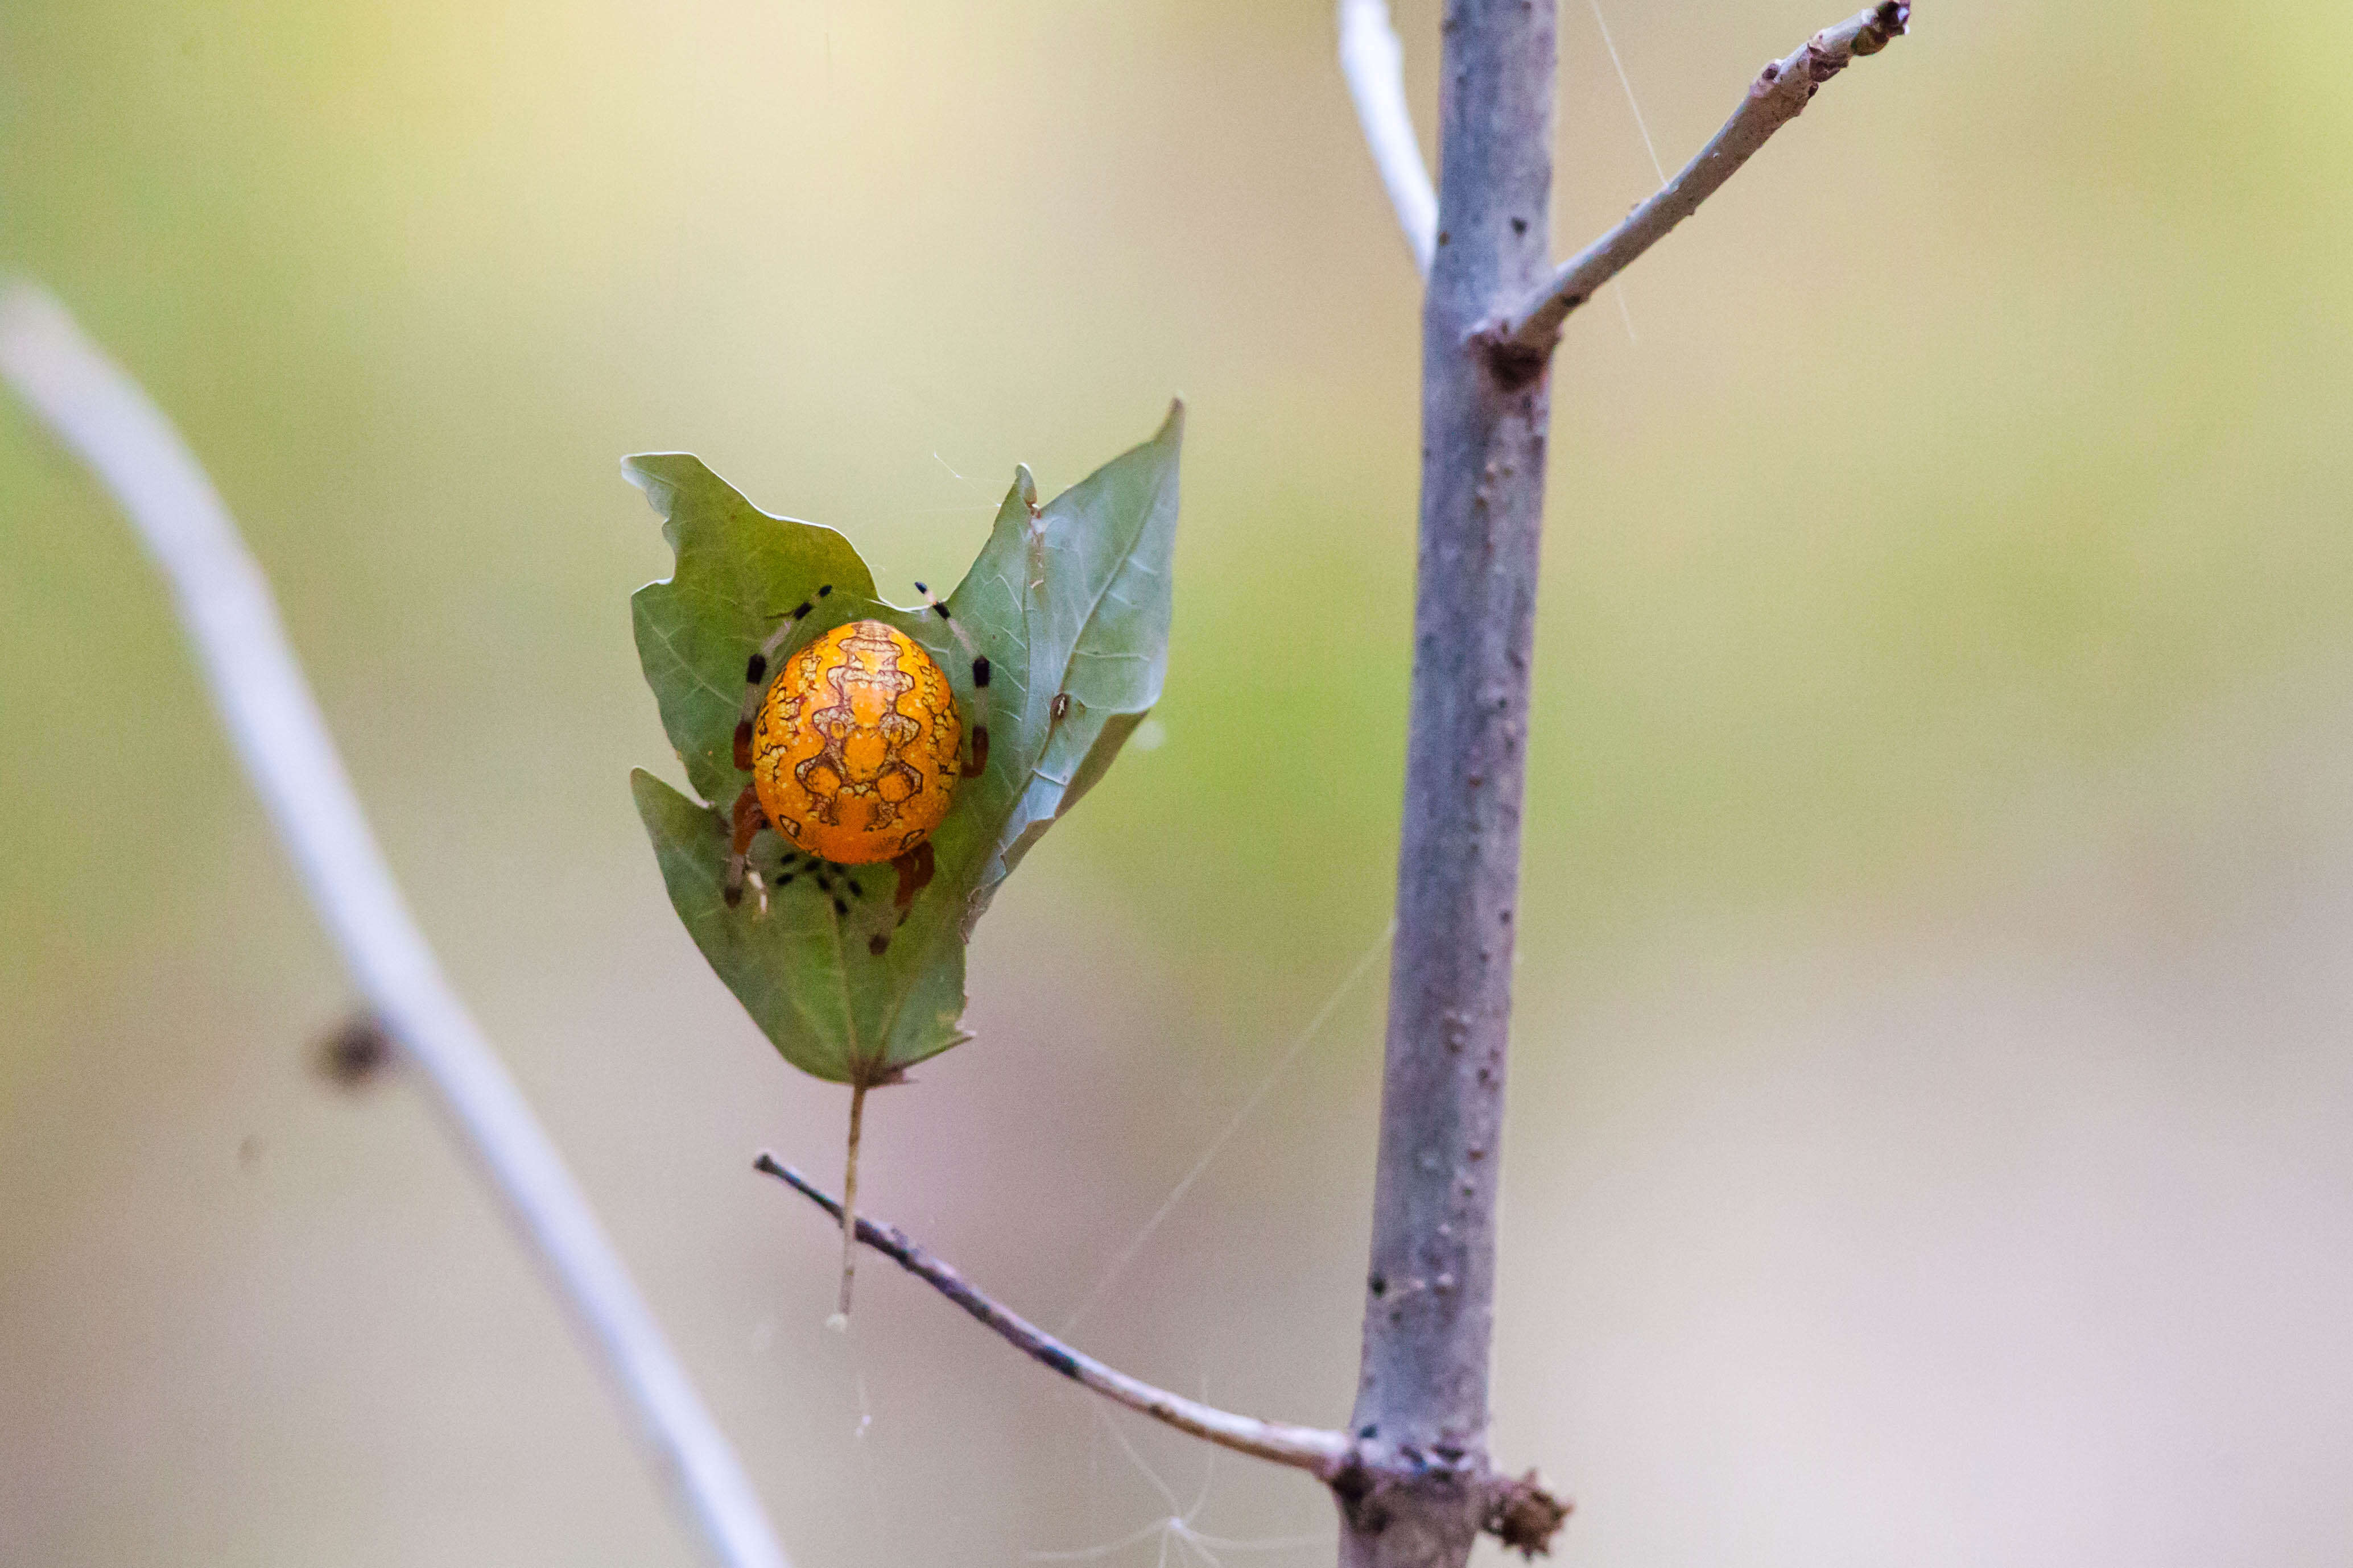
[753,1155,1354,1476]
[1339,0,1438,277]
[1489,0,1912,360]
[0,283,792,1568]
[757,1158,1568,1554]
[1348,0,1562,1557]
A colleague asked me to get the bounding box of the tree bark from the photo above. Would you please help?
[1344,2,1558,1564]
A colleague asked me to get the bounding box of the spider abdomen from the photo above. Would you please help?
[750,619,963,866]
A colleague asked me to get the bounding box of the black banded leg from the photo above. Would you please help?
[733,584,834,770]
[799,862,852,919]
[913,581,992,779]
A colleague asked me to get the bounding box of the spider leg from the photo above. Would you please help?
[807,863,851,917]
[733,584,834,769]
[890,841,935,922]
[914,581,990,779]
[723,785,767,907]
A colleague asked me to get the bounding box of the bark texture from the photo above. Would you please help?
[1344,2,1559,1563]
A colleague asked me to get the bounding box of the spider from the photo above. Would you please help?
[720,582,990,955]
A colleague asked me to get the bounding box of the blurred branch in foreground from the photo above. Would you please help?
[1338,0,1438,277]
[0,282,792,1568]
[1489,1,1912,360]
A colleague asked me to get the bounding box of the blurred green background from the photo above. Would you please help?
[5,0,2351,1562]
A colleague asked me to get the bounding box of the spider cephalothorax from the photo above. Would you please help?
[721,585,990,951]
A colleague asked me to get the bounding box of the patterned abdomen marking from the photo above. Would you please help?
[751,619,963,866]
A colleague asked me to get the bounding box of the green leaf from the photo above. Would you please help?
[628,402,1183,1083]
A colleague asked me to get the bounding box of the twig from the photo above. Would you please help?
[0,283,792,1568]
[1488,1,1912,361]
[760,1155,1570,1556]
[753,1155,1354,1476]
[1338,0,1438,277]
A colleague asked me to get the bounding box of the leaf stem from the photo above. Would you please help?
[831,1082,867,1329]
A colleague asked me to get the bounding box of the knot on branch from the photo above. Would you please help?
[1469,318,1555,394]
[1483,1468,1574,1558]
[1328,1450,1477,1561]
[1329,1445,1572,1559]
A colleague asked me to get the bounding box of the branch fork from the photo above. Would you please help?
[754,1156,1570,1556]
